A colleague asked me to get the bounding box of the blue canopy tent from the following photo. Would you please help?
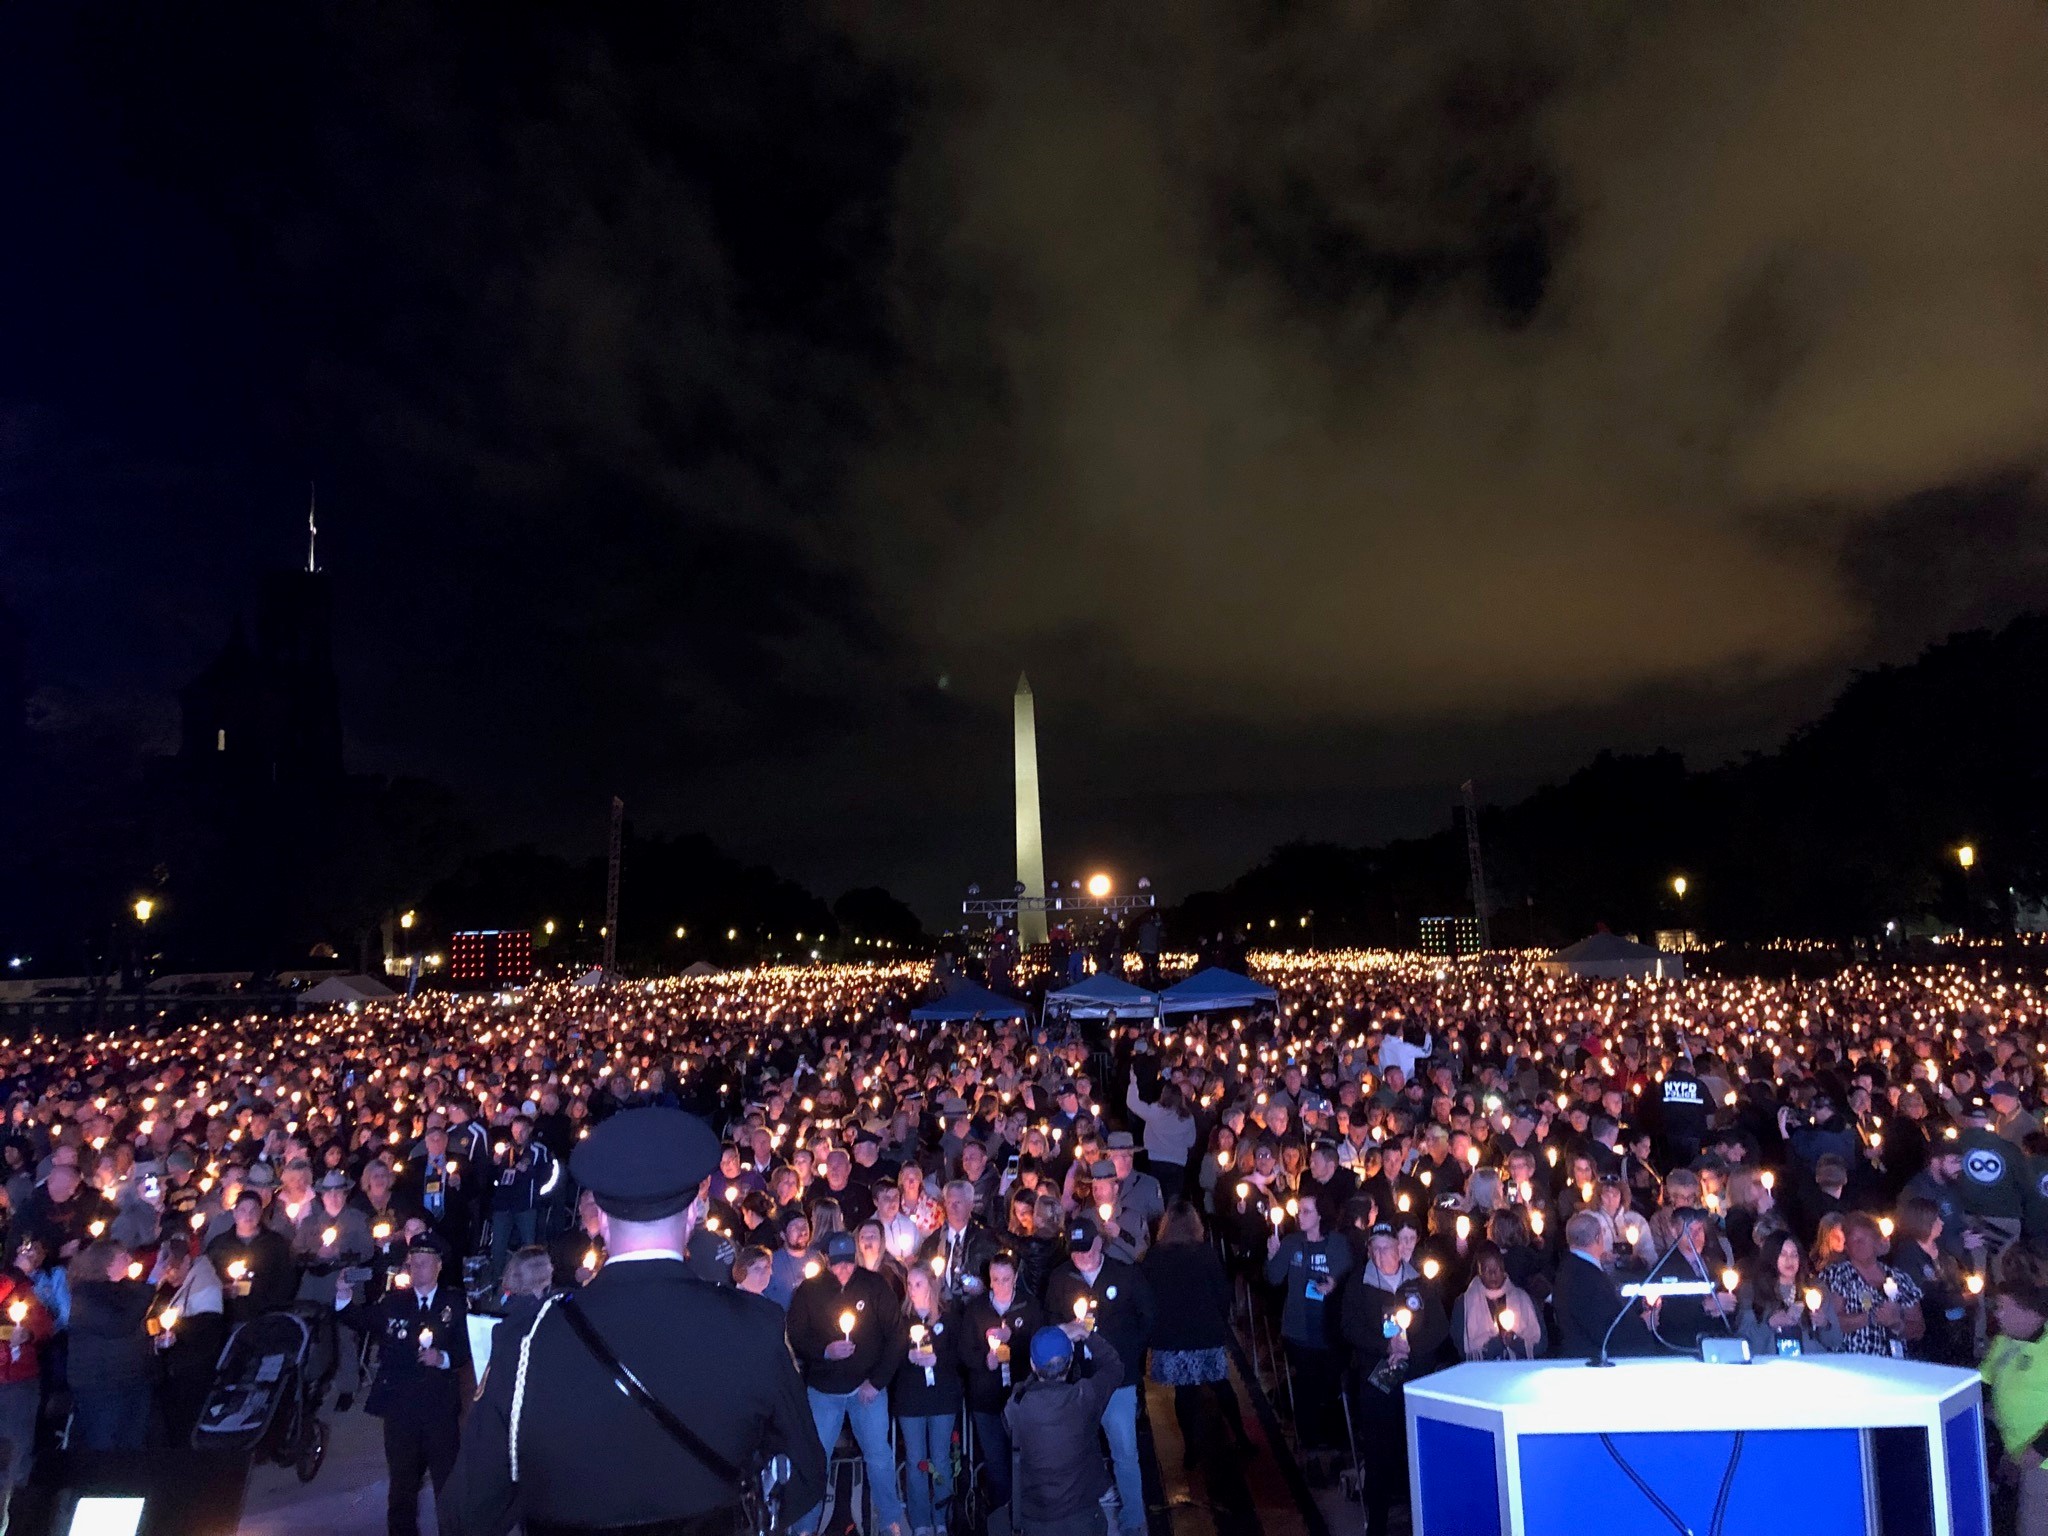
[1044,972,1161,1020]
[908,980,1031,1023]
[1158,966,1278,1016]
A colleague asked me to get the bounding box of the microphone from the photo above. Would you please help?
[1590,1234,1688,1368]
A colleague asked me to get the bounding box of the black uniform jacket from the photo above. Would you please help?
[440,1256,826,1536]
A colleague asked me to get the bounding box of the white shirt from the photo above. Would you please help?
[605,1249,689,1266]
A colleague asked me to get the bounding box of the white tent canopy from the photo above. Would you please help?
[1045,973,1161,1019]
[1539,932,1684,981]
[299,974,396,1006]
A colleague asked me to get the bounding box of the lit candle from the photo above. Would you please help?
[804,1260,821,1279]
[1097,1202,1113,1223]
[1966,1273,1984,1297]
[418,1327,434,1353]
[1803,1287,1823,1314]
[322,1227,339,1248]
[1454,1214,1471,1243]
[1393,1306,1413,1339]
[1759,1171,1775,1192]
[1528,1209,1544,1236]
[88,1220,105,1239]
[1497,1306,1516,1334]
[1422,1257,1440,1281]
[126,1261,144,1281]
[1721,1268,1739,1293]
[839,1310,857,1341]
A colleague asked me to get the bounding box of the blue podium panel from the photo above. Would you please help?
[1406,1357,1989,1536]
[1415,1417,1502,1536]
[1518,1428,1863,1536]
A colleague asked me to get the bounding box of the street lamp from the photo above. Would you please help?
[1956,844,1976,871]
[674,926,687,940]
[400,910,416,931]
[543,919,556,936]
[1086,873,1111,899]
[1671,876,1688,899]
[132,898,154,925]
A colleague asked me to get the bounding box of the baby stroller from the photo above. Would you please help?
[191,1302,337,1482]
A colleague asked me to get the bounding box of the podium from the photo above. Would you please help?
[1405,1356,1988,1536]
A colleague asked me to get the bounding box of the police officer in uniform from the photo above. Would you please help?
[368,1233,471,1536]
[442,1106,826,1536]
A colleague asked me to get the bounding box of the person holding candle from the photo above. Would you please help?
[1820,1211,1926,1357]
[0,1247,51,1511]
[961,1250,1044,1520]
[916,1179,998,1305]
[366,1232,471,1536]
[1265,1190,1351,1483]
[1100,1135,1164,1263]
[1889,1193,1972,1364]
[487,1113,562,1281]
[548,1187,609,1292]
[65,1239,159,1451]
[152,1241,226,1446]
[1342,1223,1450,1536]
[1734,1230,1843,1358]
[890,1265,961,1536]
[786,1229,908,1536]
[1455,1244,1542,1361]
[1042,1216,1154,1536]
[204,1189,294,1324]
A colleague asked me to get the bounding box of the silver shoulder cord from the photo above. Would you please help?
[509,1292,570,1484]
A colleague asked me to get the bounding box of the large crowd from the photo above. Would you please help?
[0,950,2046,1536]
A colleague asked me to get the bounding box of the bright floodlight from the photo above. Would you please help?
[66,1497,146,1536]
[1086,873,1111,898]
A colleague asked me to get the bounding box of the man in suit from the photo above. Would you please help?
[915,1178,1002,1304]
[401,1122,479,1258]
[366,1234,470,1536]
[443,1108,826,1536]
[1554,1210,1655,1360]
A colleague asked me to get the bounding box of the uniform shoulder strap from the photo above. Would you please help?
[554,1293,743,1486]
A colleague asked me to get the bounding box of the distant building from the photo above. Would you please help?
[178,568,343,788]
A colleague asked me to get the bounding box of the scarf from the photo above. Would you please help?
[1460,1277,1537,1358]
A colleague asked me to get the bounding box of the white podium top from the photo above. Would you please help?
[1408,1356,1979,1435]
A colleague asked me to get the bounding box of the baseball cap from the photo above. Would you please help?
[1029,1327,1074,1372]
[823,1232,858,1264]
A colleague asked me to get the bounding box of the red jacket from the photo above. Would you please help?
[0,1271,53,1384]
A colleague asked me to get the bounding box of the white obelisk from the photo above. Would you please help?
[1014,674,1049,947]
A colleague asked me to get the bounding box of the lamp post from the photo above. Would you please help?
[1956,844,1977,935]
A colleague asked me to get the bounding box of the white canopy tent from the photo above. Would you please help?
[1044,973,1161,1020]
[299,974,397,1007]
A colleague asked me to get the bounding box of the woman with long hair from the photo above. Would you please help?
[1809,1211,1850,1277]
[1889,1195,1969,1365]
[890,1265,961,1536]
[1198,1125,1238,1217]
[1144,1201,1252,1510]
[1737,1230,1842,1357]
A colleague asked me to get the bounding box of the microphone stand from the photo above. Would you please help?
[1590,1236,1685,1368]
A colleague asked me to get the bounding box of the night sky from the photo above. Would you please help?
[6,3,2048,923]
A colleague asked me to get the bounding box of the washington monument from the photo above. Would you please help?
[1014,674,1048,946]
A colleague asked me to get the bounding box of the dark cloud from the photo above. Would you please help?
[4,1,2048,923]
